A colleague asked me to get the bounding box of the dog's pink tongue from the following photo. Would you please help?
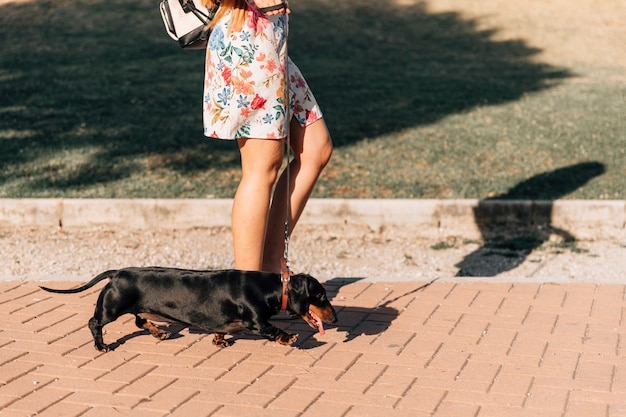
[310,310,325,336]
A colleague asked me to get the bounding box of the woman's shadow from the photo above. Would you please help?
[455,162,606,277]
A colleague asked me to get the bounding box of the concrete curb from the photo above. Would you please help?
[1,198,624,240]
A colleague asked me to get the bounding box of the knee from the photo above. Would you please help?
[299,130,333,172]
[241,152,283,187]
[265,157,284,184]
[317,136,333,169]
[247,159,282,187]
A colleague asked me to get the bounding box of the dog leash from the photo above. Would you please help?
[280,13,291,311]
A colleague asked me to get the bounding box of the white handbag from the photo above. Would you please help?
[159,0,220,49]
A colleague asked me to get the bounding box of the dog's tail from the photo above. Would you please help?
[39,270,116,294]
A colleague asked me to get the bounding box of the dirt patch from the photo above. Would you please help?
[3,224,625,283]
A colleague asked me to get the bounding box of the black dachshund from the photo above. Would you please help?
[40,267,337,352]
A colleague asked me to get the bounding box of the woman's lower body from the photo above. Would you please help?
[204,8,332,273]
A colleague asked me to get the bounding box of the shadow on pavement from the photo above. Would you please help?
[455,162,606,277]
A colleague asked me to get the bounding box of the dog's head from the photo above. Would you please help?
[286,273,338,335]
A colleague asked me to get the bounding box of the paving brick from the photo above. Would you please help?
[168,399,221,417]
[564,400,609,417]
[0,360,40,385]
[248,348,323,369]
[344,404,431,417]
[130,352,205,368]
[364,372,416,400]
[395,386,447,411]
[610,404,626,416]
[311,346,362,370]
[133,384,200,412]
[266,386,323,411]
[170,335,217,358]
[79,406,165,417]
[149,364,225,381]
[16,350,89,368]
[0,349,27,367]
[495,297,534,320]
[585,324,621,349]
[20,305,73,331]
[448,314,490,340]
[2,387,70,414]
[575,359,616,382]
[2,280,626,417]
[212,403,296,417]
[33,363,106,381]
[320,390,397,409]
[196,349,254,371]
[215,359,272,385]
[114,374,177,397]
[568,390,626,407]
[172,378,248,392]
[0,373,55,401]
[435,400,481,417]
[506,332,549,361]
[63,390,141,409]
[478,404,563,417]
[454,359,501,390]
[61,342,104,360]
[488,372,533,401]
[540,347,582,372]
[474,325,517,351]
[47,328,95,350]
[367,329,417,355]
[96,361,156,384]
[423,305,463,329]
[524,386,569,411]
[444,390,524,408]
[442,284,481,307]
[336,358,386,384]
[79,351,139,371]
[48,375,127,394]
[35,401,91,417]
[521,309,560,333]
[426,347,471,374]
[238,371,295,397]
[300,399,352,417]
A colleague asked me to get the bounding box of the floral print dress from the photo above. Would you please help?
[203,5,322,140]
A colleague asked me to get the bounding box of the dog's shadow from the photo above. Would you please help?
[299,277,433,348]
[106,323,187,351]
[107,277,405,351]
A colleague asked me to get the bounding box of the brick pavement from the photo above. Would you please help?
[1,279,626,417]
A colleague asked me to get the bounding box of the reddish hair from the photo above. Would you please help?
[202,0,248,33]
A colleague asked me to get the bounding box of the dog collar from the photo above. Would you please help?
[280,270,289,311]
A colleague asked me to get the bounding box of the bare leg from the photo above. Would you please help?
[262,118,333,273]
[232,138,284,271]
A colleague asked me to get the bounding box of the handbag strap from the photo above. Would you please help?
[181,0,220,24]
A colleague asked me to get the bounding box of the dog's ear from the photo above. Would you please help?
[286,274,310,316]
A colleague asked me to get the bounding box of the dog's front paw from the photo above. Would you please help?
[158,331,172,340]
[95,343,111,352]
[276,332,299,346]
[212,333,231,348]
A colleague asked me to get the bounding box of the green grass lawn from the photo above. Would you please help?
[0,0,624,199]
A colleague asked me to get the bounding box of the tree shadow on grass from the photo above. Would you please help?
[455,162,606,277]
[0,0,571,193]
[290,0,572,145]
